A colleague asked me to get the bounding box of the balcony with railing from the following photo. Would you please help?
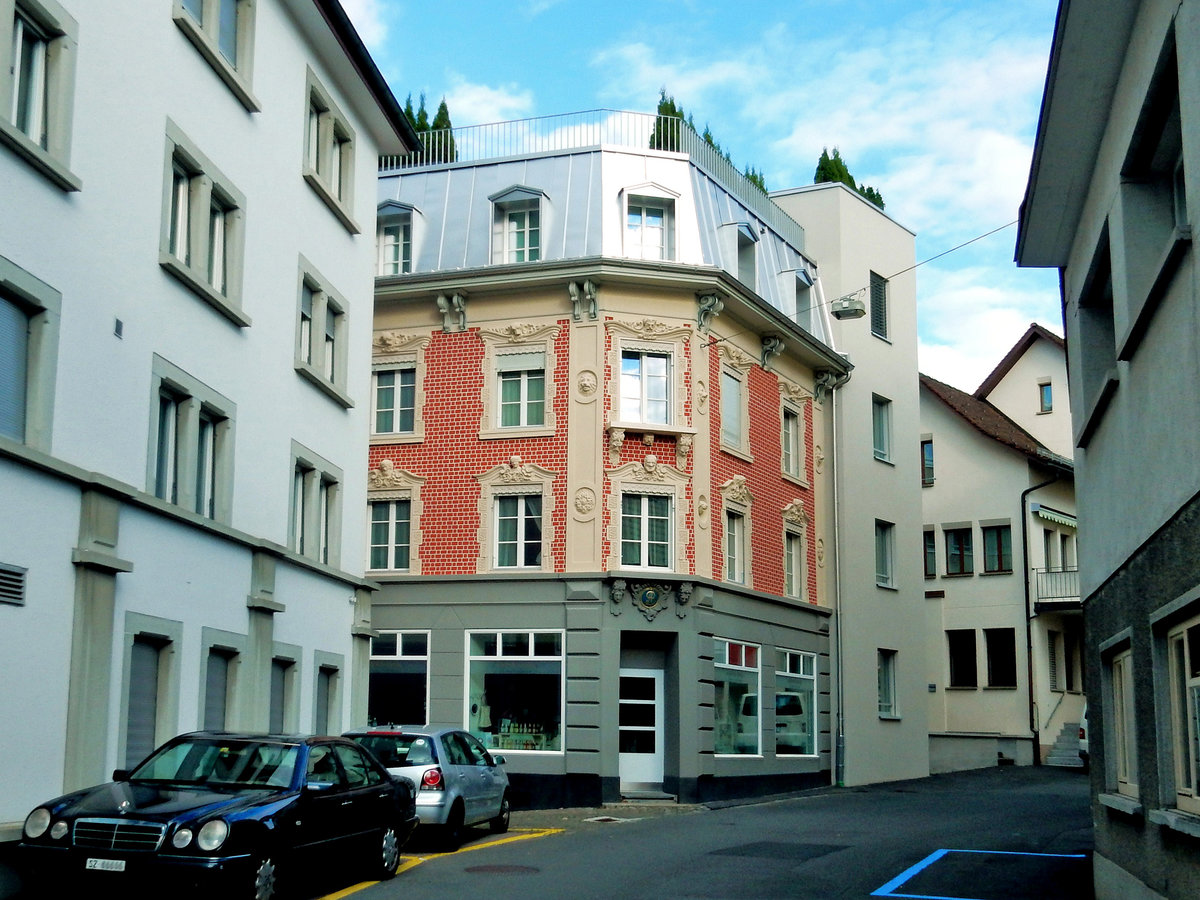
[1033,567,1080,612]
[378,109,807,252]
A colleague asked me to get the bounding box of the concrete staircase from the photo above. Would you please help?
[1045,721,1084,768]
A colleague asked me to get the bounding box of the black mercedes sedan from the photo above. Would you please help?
[19,731,419,899]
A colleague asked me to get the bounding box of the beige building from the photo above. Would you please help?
[774,183,930,786]
[1018,0,1200,896]
[919,326,1079,772]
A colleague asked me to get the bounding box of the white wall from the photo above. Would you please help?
[774,183,928,785]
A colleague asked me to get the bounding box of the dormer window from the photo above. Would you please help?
[490,186,546,264]
[621,184,678,261]
[377,200,416,276]
[736,223,757,289]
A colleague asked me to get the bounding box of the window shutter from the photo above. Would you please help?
[127,639,161,767]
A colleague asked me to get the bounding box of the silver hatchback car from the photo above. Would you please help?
[347,727,509,849]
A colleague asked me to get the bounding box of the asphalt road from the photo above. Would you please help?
[328,766,1094,900]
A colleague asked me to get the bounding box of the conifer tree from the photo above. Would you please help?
[814,147,885,209]
[429,97,457,163]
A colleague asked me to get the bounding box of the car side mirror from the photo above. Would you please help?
[112,769,131,782]
[491,755,506,766]
[305,780,337,792]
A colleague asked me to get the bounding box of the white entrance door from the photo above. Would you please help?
[619,668,663,788]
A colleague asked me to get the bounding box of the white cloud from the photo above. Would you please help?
[916,263,1061,390]
[444,78,535,127]
[339,0,389,49]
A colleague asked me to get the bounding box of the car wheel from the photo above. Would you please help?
[374,824,401,880]
[251,855,278,900]
[441,801,465,851]
[489,793,510,834]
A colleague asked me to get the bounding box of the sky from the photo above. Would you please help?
[342,0,1063,393]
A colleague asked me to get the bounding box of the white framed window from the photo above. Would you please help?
[372,367,415,435]
[159,120,247,326]
[490,186,545,264]
[147,355,234,522]
[725,510,745,585]
[718,345,754,459]
[870,271,889,339]
[1,0,79,190]
[720,475,753,587]
[369,499,410,571]
[477,324,558,439]
[498,358,546,428]
[0,253,59,451]
[475,457,555,574]
[294,255,350,407]
[606,455,689,572]
[371,331,429,443]
[621,349,670,425]
[875,520,895,588]
[367,459,425,574]
[377,201,414,276]
[713,638,761,756]
[782,407,802,479]
[878,649,898,717]
[721,370,744,448]
[1167,615,1200,814]
[784,528,807,601]
[1109,647,1138,798]
[172,0,258,112]
[289,441,341,566]
[494,494,543,568]
[466,630,564,753]
[303,67,357,232]
[627,200,666,259]
[505,206,539,262]
[872,394,892,461]
[776,649,817,756]
[369,631,429,727]
[621,493,671,570]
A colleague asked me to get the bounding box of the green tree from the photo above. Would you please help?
[429,97,457,163]
[814,147,884,209]
[650,89,686,152]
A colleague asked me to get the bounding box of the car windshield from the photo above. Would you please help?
[354,734,437,768]
[130,738,300,789]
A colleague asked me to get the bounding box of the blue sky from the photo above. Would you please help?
[343,0,1062,392]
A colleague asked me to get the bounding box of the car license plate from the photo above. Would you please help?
[85,858,126,872]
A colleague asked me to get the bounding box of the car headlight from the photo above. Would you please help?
[172,827,194,849]
[23,808,51,840]
[49,821,69,840]
[197,819,229,852]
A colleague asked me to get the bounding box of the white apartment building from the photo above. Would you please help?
[769,183,929,786]
[0,0,417,844]
[919,326,1079,772]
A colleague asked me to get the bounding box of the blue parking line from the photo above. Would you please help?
[871,848,1089,899]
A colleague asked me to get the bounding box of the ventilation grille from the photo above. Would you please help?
[0,564,26,606]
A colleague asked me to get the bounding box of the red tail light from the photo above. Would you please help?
[1079,727,1085,739]
[420,767,444,790]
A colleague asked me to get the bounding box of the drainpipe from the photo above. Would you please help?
[1022,474,1058,766]
[817,366,852,787]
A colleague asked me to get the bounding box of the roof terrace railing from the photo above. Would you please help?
[379,109,807,252]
